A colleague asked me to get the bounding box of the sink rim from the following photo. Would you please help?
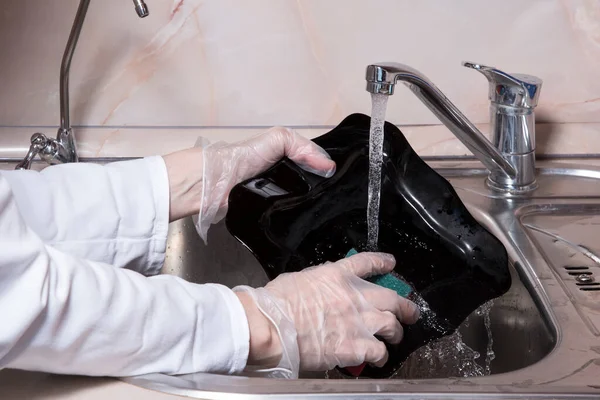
[122,373,600,399]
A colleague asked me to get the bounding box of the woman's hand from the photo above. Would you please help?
[162,127,336,238]
[234,252,420,377]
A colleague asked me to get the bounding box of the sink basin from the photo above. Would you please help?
[157,213,554,381]
[3,158,597,398]
[123,160,600,398]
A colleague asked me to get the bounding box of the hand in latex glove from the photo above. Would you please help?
[196,127,336,241]
[234,252,420,378]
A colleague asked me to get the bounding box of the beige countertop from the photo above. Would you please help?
[0,369,182,400]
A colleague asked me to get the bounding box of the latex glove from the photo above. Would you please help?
[195,127,336,242]
[234,252,420,378]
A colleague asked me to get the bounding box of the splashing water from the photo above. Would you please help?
[325,297,497,380]
[391,299,496,379]
[390,292,484,378]
[393,331,484,379]
[367,94,389,250]
[477,300,496,375]
[410,291,449,335]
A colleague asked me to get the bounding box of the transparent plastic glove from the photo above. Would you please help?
[195,127,336,242]
[234,252,420,378]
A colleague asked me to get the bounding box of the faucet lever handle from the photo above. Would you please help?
[15,133,50,170]
[462,61,542,108]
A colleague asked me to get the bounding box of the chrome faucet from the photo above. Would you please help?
[365,62,542,193]
[15,0,149,170]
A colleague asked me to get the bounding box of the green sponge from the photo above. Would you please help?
[345,248,412,297]
[368,273,412,298]
[342,248,413,377]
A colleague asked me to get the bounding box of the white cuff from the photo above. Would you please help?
[143,156,170,276]
[201,284,250,374]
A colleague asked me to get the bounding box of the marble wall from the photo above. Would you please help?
[1,0,599,157]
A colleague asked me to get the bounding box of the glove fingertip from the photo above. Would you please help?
[296,162,336,179]
[323,166,336,178]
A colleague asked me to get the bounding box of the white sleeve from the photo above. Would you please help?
[0,156,170,276]
[0,174,250,376]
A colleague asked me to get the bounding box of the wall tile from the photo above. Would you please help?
[0,0,599,129]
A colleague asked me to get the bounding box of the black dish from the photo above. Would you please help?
[225,113,511,378]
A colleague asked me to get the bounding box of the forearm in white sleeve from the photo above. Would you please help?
[0,176,249,376]
[0,156,169,276]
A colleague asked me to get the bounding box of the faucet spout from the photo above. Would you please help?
[365,62,517,181]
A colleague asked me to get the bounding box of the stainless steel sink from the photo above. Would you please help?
[2,158,599,398]
[123,160,600,399]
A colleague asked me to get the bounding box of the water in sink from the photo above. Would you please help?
[390,300,496,379]
[392,330,484,379]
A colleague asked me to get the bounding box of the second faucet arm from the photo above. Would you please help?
[59,0,91,132]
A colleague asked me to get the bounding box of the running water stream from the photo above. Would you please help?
[367,94,389,250]
[363,94,496,379]
[479,299,496,375]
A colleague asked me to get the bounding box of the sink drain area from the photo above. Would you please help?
[564,266,600,291]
